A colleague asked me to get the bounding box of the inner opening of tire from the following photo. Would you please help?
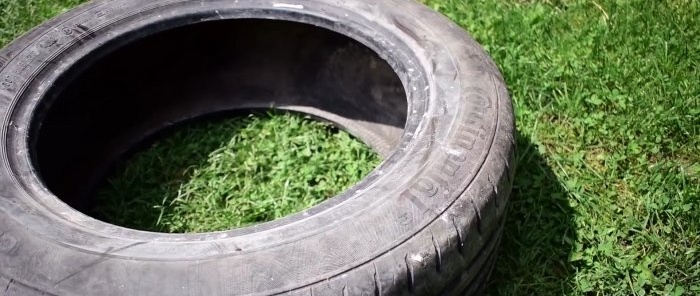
[31,19,407,233]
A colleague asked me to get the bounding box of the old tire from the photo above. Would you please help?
[0,0,515,295]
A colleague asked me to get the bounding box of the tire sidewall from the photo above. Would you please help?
[0,0,514,295]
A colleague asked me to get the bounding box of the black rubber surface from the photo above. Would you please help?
[0,0,514,295]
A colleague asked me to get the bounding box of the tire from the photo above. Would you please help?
[0,0,514,295]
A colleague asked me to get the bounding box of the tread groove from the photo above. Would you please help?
[404,254,415,294]
[431,233,443,273]
[470,198,483,235]
[4,279,13,294]
[439,218,505,295]
[487,174,499,208]
[507,132,516,146]
[501,153,512,183]
[451,216,465,256]
[373,263,382,296]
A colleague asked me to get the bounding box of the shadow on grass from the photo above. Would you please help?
[485,133,576,295]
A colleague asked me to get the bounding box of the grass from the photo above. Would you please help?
[1,0,698,295]
[93,113,379,233]
[419,0,699,294]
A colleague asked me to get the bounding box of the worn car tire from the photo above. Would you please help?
[0,0,514,295]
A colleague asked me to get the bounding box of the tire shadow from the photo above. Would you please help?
[484,132,576,295]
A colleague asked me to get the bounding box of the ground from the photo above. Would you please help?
[1,0,698,295]
[94,113,379,233]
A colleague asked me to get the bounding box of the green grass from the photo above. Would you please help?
[94,113,379,233]
[0,0,85,45]
[419,0,699,294]
[2,0,699,295]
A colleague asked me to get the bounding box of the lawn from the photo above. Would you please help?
[93,113,379,233]
[1,0,698,295]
